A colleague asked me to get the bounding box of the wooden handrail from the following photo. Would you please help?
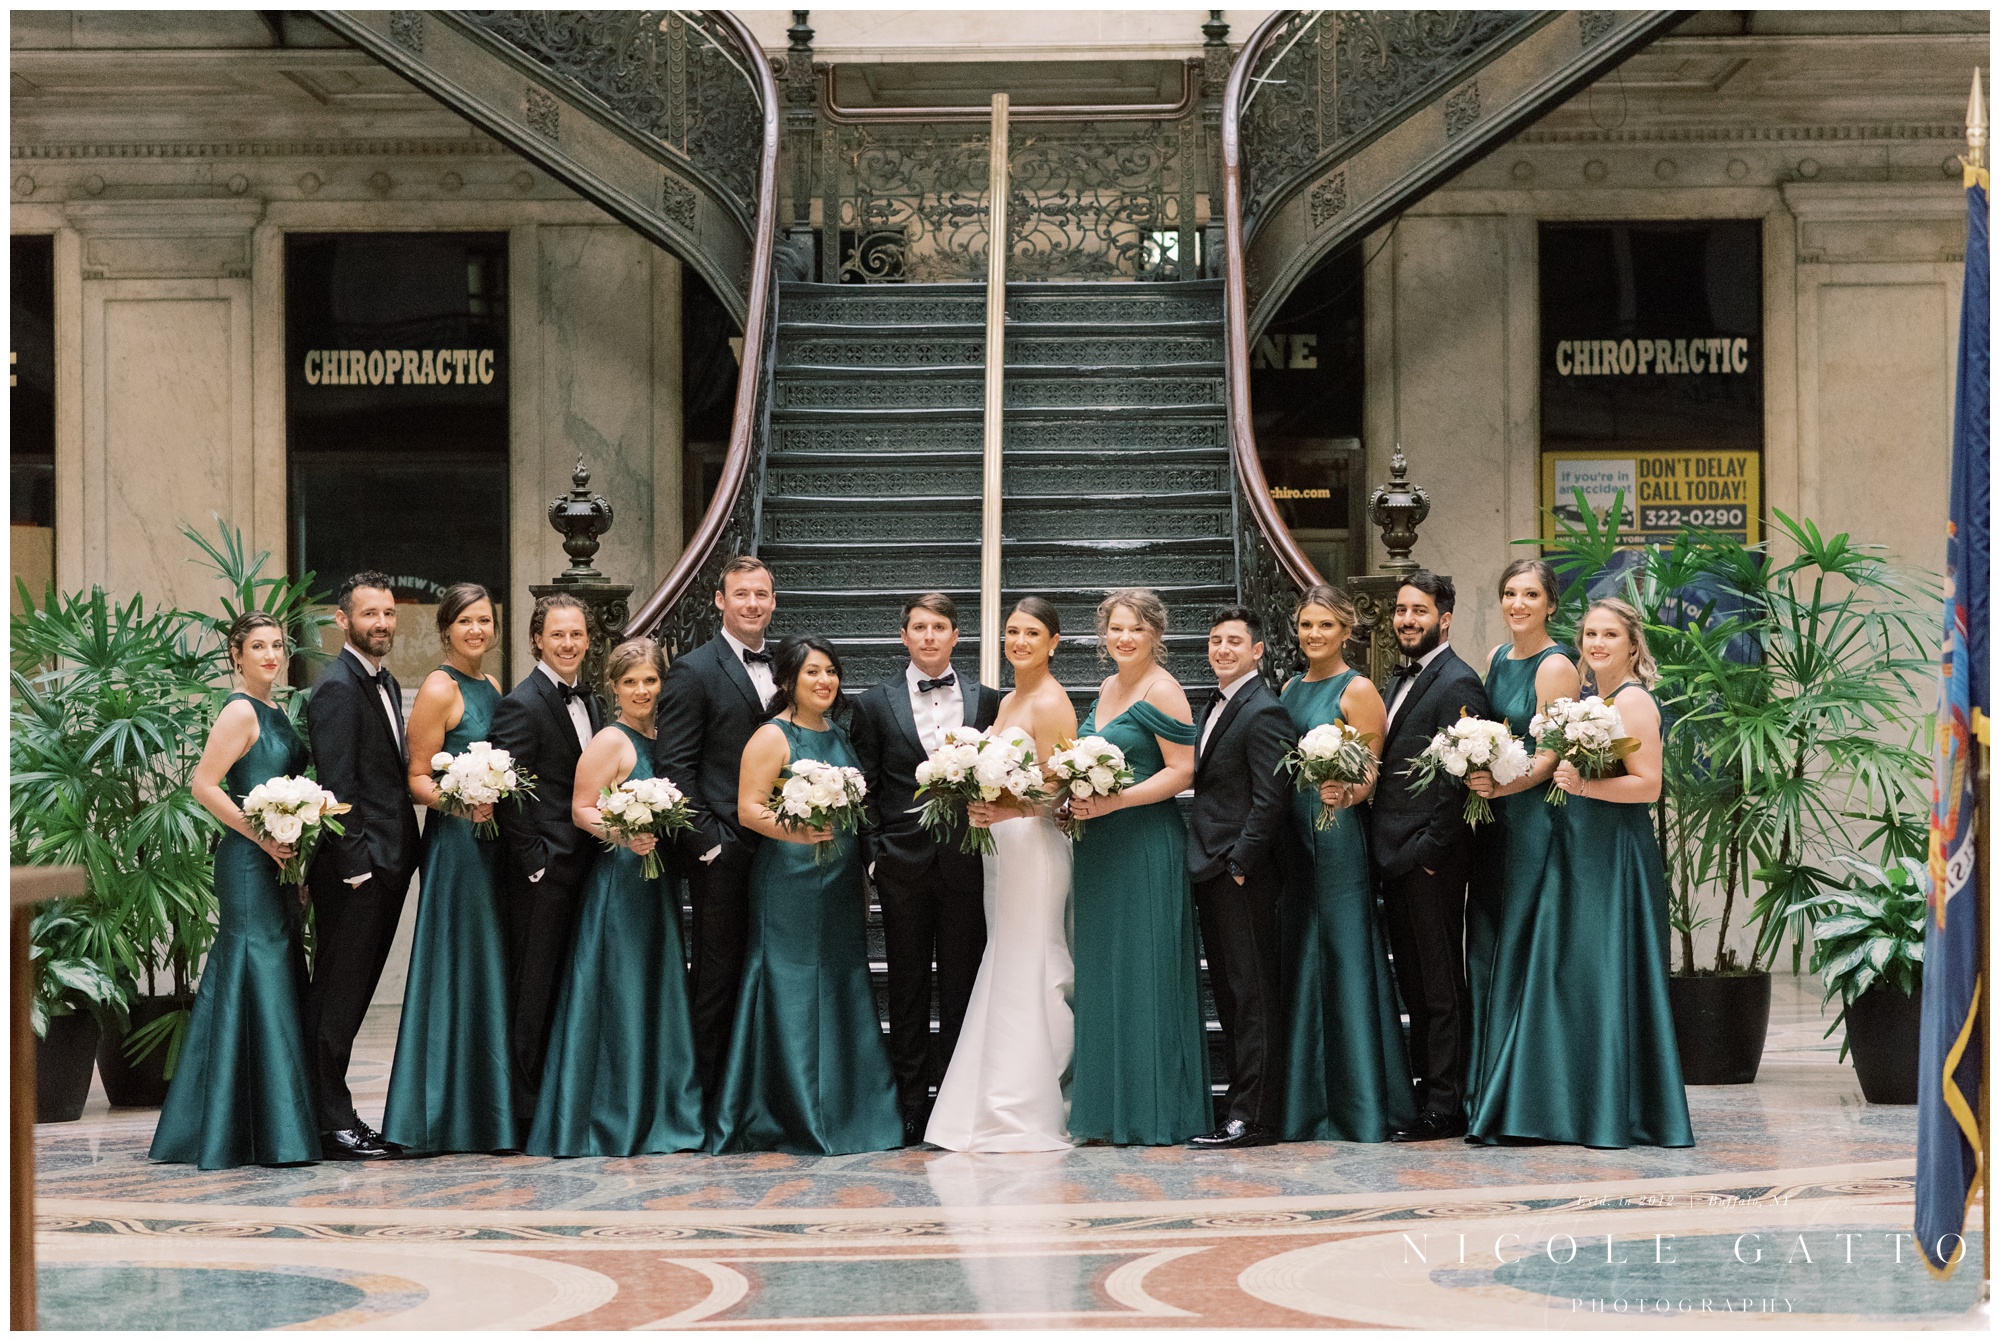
[624,9,782,638]
[1221,11,1323,592]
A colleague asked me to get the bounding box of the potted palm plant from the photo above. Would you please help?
[1792,854,1927,1103]
[1536,498,1934,1085]
[22,899,128,1122]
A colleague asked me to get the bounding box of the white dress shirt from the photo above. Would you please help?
[906,661,963,755]
[1199,669,1255,759]
[1386,640,1451,730]
[721,627,776,707]
[342,643,403,751]
[537,660,594,752]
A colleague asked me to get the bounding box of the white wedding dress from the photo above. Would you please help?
[924,814,1074,1152]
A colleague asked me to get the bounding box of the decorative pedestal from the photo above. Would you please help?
[535,457,633,693]
[1346,446,1443,686]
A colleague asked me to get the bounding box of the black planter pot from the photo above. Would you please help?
[1667,971,1772,1085]
[97,996,187,1108]
[35,1011,102,1123]
[1843,980,1922,1104]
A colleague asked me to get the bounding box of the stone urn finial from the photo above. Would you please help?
[1369,445,1431,577]
[546,455,615,584]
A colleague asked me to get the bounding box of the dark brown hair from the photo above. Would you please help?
[767,635,844,720]
[1496,558,1559,604]
[226,611,284,659]
[435,582,493,639]
[334,570,395,616]
[901,592,958,629]
[529,592,588,646]
[716,554,774,592]
[1007,596,1061,638]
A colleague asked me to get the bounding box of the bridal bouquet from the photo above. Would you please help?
[597,775,694,879]
[1278,722,1376,831]
[1405,713,1533,829]
[240,775,351,885]
[1046,735,1135,841]
[914,727,1050,856]
[430,741,535,839]
[1530,696,1639,805]
[772,756,870,865]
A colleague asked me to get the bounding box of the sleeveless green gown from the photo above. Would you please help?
[1467,682,1695,1148]
[528,723,704,1156]
[1465,643,1571,1107]
[383,667,520,1153]
[151,695,321,1168]
[1069,699,1211,1146]
[1277,671,1417,1142]
[708,718,902,1155]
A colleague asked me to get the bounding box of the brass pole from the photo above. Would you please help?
[979,94,1010,687]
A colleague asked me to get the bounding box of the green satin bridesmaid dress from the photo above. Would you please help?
[1468,682,1694,1148]
[152,695,322,1168]
[1465,643,1572,1107]
[382,666,519,1153]
[528,722,704,1156]
[708,718,902,1155]
[1069,699,1211,1146]
[1276,671,1417,1142]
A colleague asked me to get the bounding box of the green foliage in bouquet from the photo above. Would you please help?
[9,517,331,1073]
[1530,489,1935,977]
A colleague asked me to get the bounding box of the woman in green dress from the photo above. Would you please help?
[382,584,519,1154]
[529,637,703,1156]
[1063,589,1210,1145]
[1468,598,1693,1148]
[1462,560,1579,1110]
[152,613,321,1168]
[1276,584,1416,1142]
[708,636,902,1155]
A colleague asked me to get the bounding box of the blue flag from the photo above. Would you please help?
[1915,168,1988,1278]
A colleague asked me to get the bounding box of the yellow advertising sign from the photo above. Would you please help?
[1540,449,1761,548]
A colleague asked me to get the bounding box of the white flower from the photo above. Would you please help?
[266,813,304,844]
[1070,779,1095,799]
[431,751,454,771]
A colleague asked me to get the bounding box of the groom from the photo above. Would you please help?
[1185,606,1299,1149]
[1371,570,1489,1142]
[850,593,1003,1144]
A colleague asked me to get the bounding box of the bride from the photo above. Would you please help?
[925,596,1079,1152]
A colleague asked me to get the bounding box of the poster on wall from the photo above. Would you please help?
[1541,448,1762,546]
[1539,220,1762,551]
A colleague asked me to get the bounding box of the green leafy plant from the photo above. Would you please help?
[10,517,330,1075]
[1792,853,1927,1060]
[25,899,127,1038]
[1529,491,1936,976]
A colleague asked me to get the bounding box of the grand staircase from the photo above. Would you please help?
[765,279,1233,696]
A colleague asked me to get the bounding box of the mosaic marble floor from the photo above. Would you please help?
[33,975,1989,1329]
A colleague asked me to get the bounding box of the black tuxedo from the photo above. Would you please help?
[654,633,770,1098]
[849,666,1003,1117]
[1369,643,1491,1124]
[489,666,604,1116]
[304,647,422,1131]
[1186,673,1299,1130]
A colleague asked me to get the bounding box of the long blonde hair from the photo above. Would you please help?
[1582,598,1657,689]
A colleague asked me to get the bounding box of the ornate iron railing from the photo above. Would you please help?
[816,66,1214,284]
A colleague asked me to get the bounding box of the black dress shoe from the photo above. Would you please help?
[1389,1113,1468,1143]
[1188,1119,1279,1149]
[320,1126,394,1160]
[902,1112,929,1147]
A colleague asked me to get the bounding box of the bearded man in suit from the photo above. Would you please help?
[849,593,1005,1144]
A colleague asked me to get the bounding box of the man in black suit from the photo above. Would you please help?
[1185,606,1300,1149]
[1370,570,1491,1142]
[849,593,1005,1144]
[655,555,778,1102]
[490,593,603,1121]
[305,571,423,1159]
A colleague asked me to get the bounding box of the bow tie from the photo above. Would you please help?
[554,679,589,705]
[741,646,774,667]
[916,672,957,693]
[1390,660,1423,683]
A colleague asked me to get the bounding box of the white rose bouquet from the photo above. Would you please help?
[1530,696,1639,805]
[240,775,351,885]
[430,741,535,839]
[1046,735,1134,841]
[1278,722,1376,830]
[913,726,995,854]
[1404,713,1533,829]
[772,756,870,865]
[597,775,695,879]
